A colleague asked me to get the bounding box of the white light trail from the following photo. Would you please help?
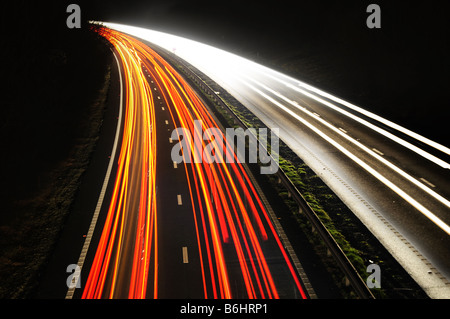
[241,74,450,209]
[259,71,450,169]
[236,77,450,236]
[278,72,450,156]
[96,21,450,235]
[98,21,449,170]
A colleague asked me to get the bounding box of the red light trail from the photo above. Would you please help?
[81,27,307,299]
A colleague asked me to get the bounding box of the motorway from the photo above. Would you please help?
[66,28,310,299]
[99,22,450,298]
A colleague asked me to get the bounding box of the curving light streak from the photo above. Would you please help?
[98,21,450,168]
[281,74,450,157]
[134,39,306,299]
[82,29,158,299]
[240,74,450,210]
[258,70,450,169]
[85,22,450,299]
[83,27,307,299]
[235,77,450,236]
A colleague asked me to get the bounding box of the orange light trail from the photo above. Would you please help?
[82,28,158,299]
[82,27,307,299]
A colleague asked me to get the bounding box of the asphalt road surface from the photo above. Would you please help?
[59,28,313,299]
[101,22,450,298]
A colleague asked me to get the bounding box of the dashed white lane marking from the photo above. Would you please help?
[372,148,384,156]
[420,178,436,188]
[182,247,189,263]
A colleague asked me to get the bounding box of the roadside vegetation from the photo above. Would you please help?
[0,5,111,298]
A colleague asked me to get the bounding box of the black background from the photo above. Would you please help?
[6,0,448,142]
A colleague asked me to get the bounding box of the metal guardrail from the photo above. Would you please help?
[151,44,375,299]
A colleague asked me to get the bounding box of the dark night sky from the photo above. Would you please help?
[83,0,449,97]
[5,0,449,73]
[6,0,448,78]
[80,1,447,52]
[80,0,449,142]
[3,0,449,143]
